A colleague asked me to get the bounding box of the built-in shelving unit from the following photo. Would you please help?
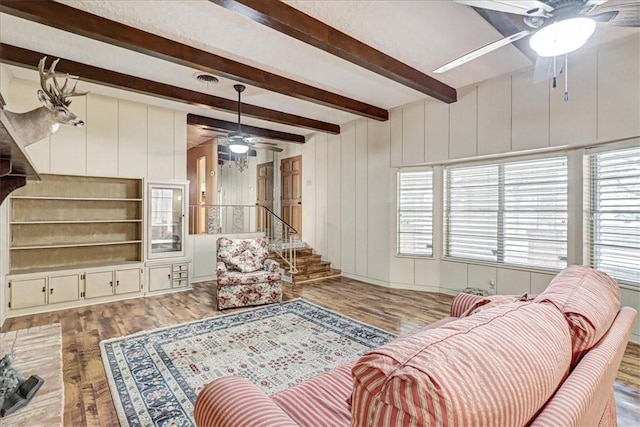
[9,174,143,274]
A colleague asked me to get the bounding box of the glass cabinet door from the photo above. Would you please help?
[148,182,187,258]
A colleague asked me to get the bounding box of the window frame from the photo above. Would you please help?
[396,168,434,257]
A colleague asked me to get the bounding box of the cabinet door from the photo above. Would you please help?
[10,278,47,309]
[148,182,187,259]
[116,268,141,295]
[85,271,114,299]
[49,274,80,304]
[149,266,172,292]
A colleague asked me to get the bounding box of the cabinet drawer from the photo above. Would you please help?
[173,279,188,288]
[172,264,188,272]
[172,271,188,279]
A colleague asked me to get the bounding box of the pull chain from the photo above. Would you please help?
[564,54,569,103]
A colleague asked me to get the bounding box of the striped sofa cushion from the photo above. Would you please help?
[533,265,620,366]
[351,302,572,427]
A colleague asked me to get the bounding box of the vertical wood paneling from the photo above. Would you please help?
[512,70,550,151]
[531,272,554,294]
[86,94,118,177]
[440,261,468,292]
[147,107,175,180]
[390,108,403,167]
[598,34,640,141]
[468,264,498,295]
[424,100,449,163]
[497,268,530,295]
[340,122,356,274]
[355,120,368,276]
[118,101,147,178]
[478,76,511,155]
[174,113,187,180]
[449,86,477,159]
[414,259,438,288]
[367,119,390,282]
[402,102,425,165]
[315,134,328,259]
[302,137,316,247]
[327,133,342,269]
[550,50,597,146]
[390,256,415,286]
[50,96,87,175]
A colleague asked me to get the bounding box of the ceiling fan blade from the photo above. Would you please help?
[252,142,283,152]
[591,1,640,27]
[454,0,553,17]
[434,30,531,73]
[533,56,565,84]
[590,10,619,22]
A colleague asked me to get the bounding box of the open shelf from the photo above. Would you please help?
[11,240,143,250]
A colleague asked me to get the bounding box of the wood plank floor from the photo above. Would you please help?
[1,277,638,426]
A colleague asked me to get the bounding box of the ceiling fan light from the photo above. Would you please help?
[229,143,250,154]
[529,17,596,57]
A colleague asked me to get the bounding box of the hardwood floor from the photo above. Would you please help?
[2,277,638,426]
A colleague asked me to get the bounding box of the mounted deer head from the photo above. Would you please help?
[3,56,88,147]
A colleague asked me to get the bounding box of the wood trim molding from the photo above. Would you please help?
[0,0,388,121]
[211,0,457,104]
[187,114,306,144]
[0,44,340,134]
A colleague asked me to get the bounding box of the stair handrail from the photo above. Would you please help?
[258,205,299,277]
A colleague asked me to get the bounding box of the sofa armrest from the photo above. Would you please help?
[449,293,485,317]
[194,376,299,427]
[264,258,280,272]
[216,261,227,276]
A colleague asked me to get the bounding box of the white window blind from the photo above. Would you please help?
[445,157,568,269]
[586,146,640,286]
[397,170,433,256]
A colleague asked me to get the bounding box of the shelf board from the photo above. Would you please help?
[10,219,143,225]
[8,261,144,276]
[10,240,143,250]
[11,196,143,201]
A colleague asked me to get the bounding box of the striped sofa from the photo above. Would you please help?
[194,266,637,426]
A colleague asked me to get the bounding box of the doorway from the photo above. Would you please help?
[256,161,274,232]
[280,155,302,236]
[196,156,207,234]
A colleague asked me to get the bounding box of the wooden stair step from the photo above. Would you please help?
[293,268,341,283]
[295,261,331,273]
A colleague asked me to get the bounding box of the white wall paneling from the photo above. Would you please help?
[302,135,317,247]
[367,119,390,282]
[511,70,550,151]
[496,268,531,295]
[477,76,511,155]
[531,272,555,294]
[424,100,449,163]
[401,102,425,165]
[315,134,329,259]
[118,101,148,178]
[467,264,498,295]
[549,50,597,146]
[449,86,478,159]
[440,261,468,293]
[597,34,640,141]
[355,120,368,276]
[326,133,342,268]
[414,258,439,289]
[50,96,87,175]
[174,113,187,180]
[147,107,175,180]
[620,287,640,341]
[390,256,415,288]
[86,94,118,177]
[390,107,403,167]
[340,122,356,274]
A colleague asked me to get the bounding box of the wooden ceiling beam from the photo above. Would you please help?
[187,114,306,144]
[211,0,457,104]
[0,44,339,134]
[0,0,388,121]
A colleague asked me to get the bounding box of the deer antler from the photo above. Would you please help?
[38,56,88,106]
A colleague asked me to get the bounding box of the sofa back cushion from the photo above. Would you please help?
[533,265,620,366]
[217,237,269,268]
[351,302,572,427]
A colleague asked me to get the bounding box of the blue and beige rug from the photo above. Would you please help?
[100,299,395,427]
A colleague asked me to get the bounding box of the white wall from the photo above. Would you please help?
[302,34,640,342]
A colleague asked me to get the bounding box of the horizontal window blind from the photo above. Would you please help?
[445,157,567,269]
[398,170,433,256]
[586,146,640,286]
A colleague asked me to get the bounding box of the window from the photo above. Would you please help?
[445,157,567,269]
[586,146,640,286]
[397,170,433,256]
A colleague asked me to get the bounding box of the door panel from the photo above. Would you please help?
[10,278,47,309]
[149,266,172,292]
[116,268,141,294]
[281,156,302,237]
[256,162,274,232]
[49,274,80,304]
[85,270,114,299]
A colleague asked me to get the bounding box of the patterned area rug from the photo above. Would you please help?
[0,323,64,427]
[100,299,395,427]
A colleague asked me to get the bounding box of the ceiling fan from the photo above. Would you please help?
[435,0,640,82]
[212,84,282,153]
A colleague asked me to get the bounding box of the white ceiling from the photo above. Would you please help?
[1,0,638,145]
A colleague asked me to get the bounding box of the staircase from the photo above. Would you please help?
[270,247,341,284]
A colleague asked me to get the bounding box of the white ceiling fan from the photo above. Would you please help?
[211,84,283,153]
[435,0,640,81]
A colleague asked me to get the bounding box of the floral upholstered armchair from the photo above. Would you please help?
[215,237,282,310]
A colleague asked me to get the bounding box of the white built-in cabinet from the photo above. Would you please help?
[148,262,189,292]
